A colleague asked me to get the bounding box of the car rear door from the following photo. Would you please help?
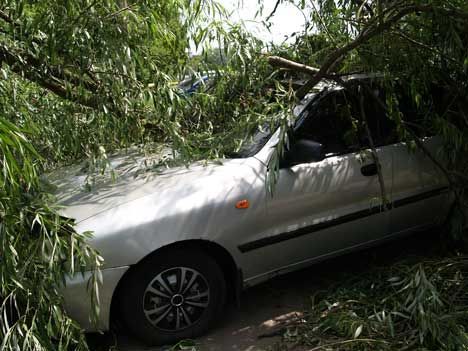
[388,90,451,234]
[389,139,450,234]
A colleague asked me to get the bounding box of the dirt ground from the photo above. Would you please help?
[88,230,441,351]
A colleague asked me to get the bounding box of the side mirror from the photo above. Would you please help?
[281,139,325,167]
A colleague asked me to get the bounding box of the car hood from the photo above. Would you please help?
[47,150,260,224]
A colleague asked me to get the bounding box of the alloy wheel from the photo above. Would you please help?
[142,267,210,331]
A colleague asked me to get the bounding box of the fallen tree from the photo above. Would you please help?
[1,0,467,350]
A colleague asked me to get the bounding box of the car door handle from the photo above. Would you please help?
[361,163,378,176]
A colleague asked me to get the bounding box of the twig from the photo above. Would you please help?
[70,0,99,26]
[257,312,308,339]
[105,6,133,19]
[266,0,282,21]
[310,0,338,45]
[394,30,459,66]
[358,86,390,209]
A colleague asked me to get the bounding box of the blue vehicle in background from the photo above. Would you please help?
[178,71,218,95]
[180,75,209,94]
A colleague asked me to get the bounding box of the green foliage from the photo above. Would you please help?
[0,0,194,165]
[176,64,295,160]
[0,118,103,350]
[1,0,468,350]
[0,1,293,167]
[0,1,252,350]
[284,255,468,350]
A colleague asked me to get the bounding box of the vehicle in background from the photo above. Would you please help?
[178,71,218,95]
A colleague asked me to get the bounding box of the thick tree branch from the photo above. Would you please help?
[0,45,101,109]
[0,10,105,110]
[269,4,468,100]
[0,43,99,93]
[296,4,431,99]
[267,56,319,75]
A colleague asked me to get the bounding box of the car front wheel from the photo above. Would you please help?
[120,248,226,346]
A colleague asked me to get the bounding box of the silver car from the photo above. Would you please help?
[54,78,451,345]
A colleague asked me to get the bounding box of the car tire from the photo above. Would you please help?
[119,248,226,346]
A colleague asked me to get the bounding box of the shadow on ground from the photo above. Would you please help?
[87,229,444,351]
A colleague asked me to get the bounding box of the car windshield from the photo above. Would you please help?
[230,93,318,158]
[230,124,273,158]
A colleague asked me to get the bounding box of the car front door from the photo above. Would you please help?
[239,89,392,281]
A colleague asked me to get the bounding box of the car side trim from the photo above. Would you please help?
[238,186,449,253]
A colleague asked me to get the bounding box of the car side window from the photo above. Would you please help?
[291,83,418,164]
[399,84,467,138]
[294,90,360,157]
[368,83,441,140]
[392,88,432,138]
[359,87,399,147]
